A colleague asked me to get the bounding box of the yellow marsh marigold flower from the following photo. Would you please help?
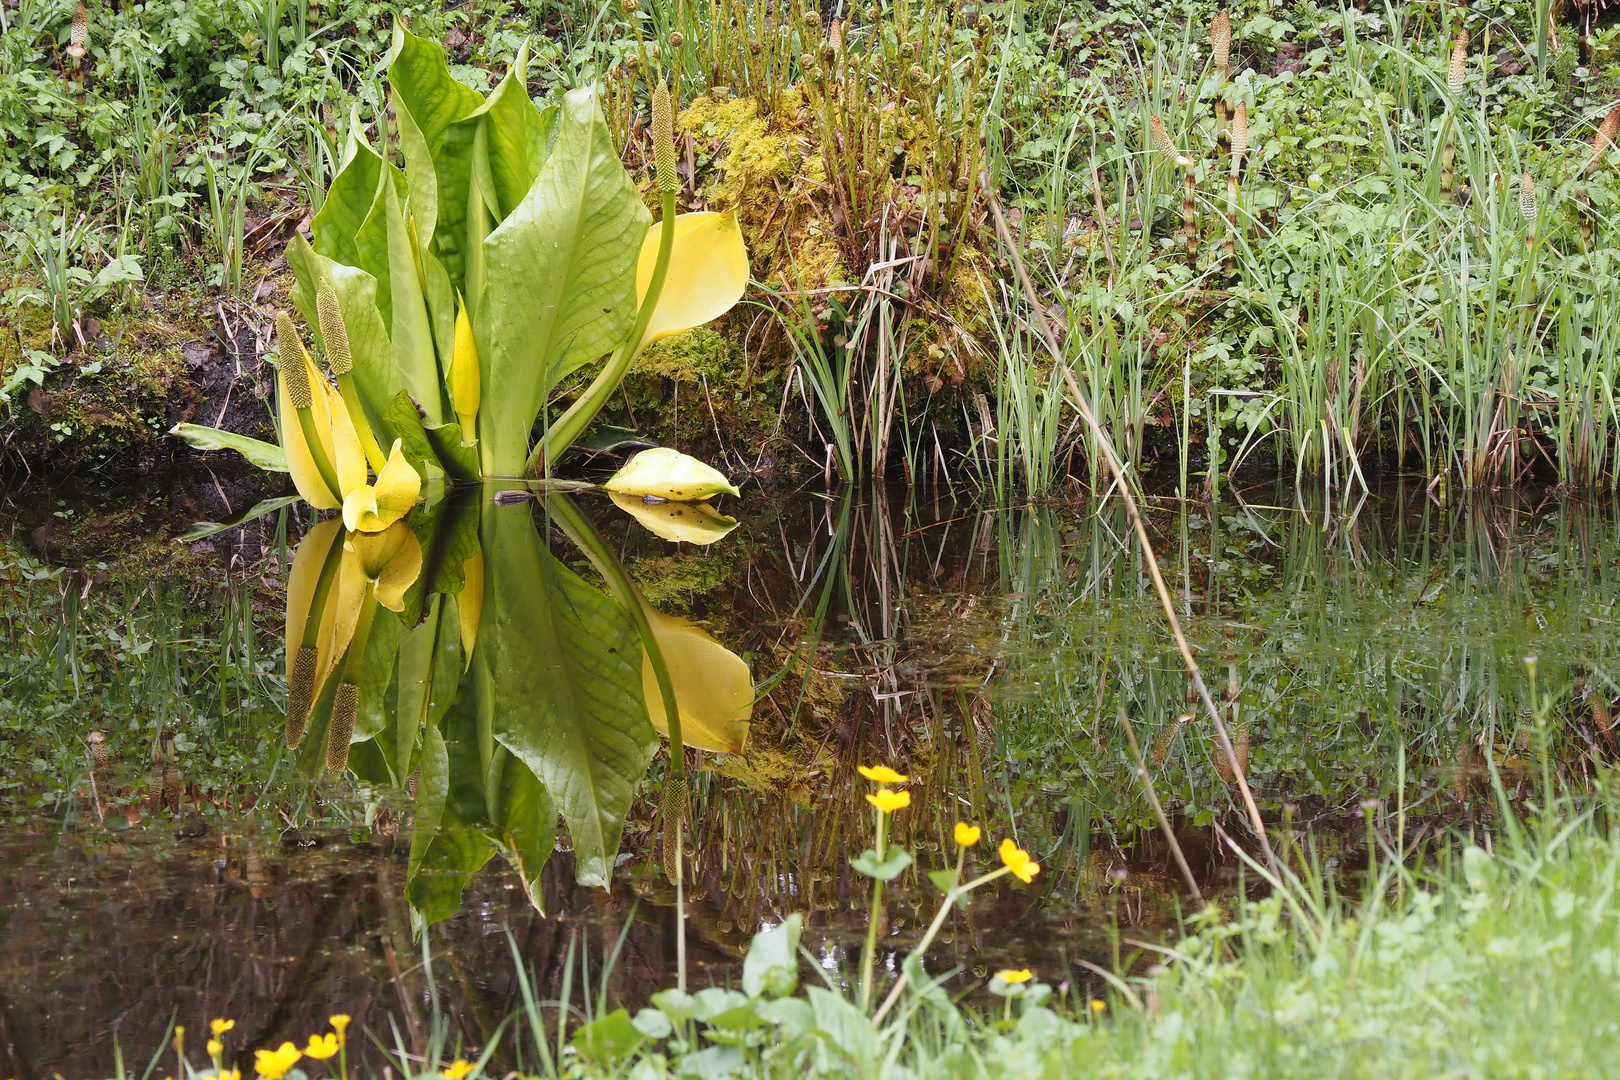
[222,1072,242,1080]
[211,1019,236,1037]
[954,822,981,847]
[304,1033,339,1060]
[1090,999,1107,1012]
[442,1060,474,1080]
[208,1040,224,1059]
[857,764,909,784]
[996,969,1033,984]
[999,838,1041,883]
[255,1042,302,1080]
[866,787,910,813]
[329,1015,351,1035]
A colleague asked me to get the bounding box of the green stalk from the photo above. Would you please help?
[858,805,887,1013]
[537,189,678,469]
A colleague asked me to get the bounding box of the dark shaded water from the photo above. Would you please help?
[3,469,1617,1077]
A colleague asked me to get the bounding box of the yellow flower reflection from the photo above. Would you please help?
[866,787,911,813]
[609,491,738,545]
[995,968,1033,984]
[441,1060,474,1080]
[954,822,982,847]
[639,607,752,753]
[998,838,1041,884]
[858,765,909,784]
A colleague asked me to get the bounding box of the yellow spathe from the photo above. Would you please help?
[345,521,423,612]
[458,549,484,662]
[604,447,740,502]
[609,491,738,544]
[450,302,480,440]
[285,518,345,698]
[635,210,749,349]
[342,439,424,533]
[640,608,752,754]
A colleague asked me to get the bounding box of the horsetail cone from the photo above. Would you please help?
[1520,173,1537,224]
[1211,10,1231,69]
[285,645,317,748]
[68,2,88,58]
[1588,104,1620,177]
[327,683,358,772]
[1150,116,1179,161]
[316,288,352,375]
[278,312,314,409]
[1231,102,1249,161]
[652,82,678,195]
[1448,33,1468,94]
[661,771,690,880]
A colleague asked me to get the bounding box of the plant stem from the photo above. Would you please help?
[858,806,887,1012]
[296,405,344,501]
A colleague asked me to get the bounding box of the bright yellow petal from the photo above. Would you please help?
[603,447,740,501]
[323,545,369,685]
[276,356,339,509]
[641,607,752,754]
[285,519,343,677]
[343,440,423,532]
[458,550,484,662]
[324,378,368,498]
[636,211,749,347]
[609,491,739,544]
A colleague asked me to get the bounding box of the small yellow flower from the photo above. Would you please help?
[1090,999,1107,1012]
[995,968,1033,984]
[211,1019,237,1037]
[223,1071,242,1080]
[999,838,1041,884]
[254,1041,303,1080]
[208,1039,224,1059]
[442,1059,474,1080]
[858,764,909,784]
[865,787,911,813]
[304,1033,339,1061]
[954,822,981,847]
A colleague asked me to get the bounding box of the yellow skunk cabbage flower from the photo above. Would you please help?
[277,328,366,510]
[450,302,480,442]
[634,211,749,351]
[604,447,739,501]
[639,607,752,753]
[609,491,738,545]
[342,439,423,533]
[285,519,346,746]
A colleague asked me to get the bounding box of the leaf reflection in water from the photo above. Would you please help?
[277,485,751,922]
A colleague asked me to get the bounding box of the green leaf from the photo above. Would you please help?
[393,597,464,782]
[928,869,959,895]
[479,48,551,220]
[353,612,403,742]
[311,124,382,274]
[406,696,499,924]
[631,1008,673,1040]
[169,424,287,472]
[477,497,657,887]
[478,86,649,475]
[385,156,446,425]
[651,988,696,1023]
[692,988,760,1030]
[493,749,556,911]
[384,389,445,479]
[850,847,913,882]
[742,913,802,998]
[175,496,300,542]
[570,1008,643,1065]
[401,485,482,626]
[806,987,878,1069]
[388,23,484,251]
[424,420,481,482]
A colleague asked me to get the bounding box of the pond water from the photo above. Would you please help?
[2,469,1617,1077]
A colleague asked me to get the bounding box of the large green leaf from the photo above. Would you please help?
[385,157,444,424]
[387,24,483,252]
[311,128,383,274]
[169,424,287,471]
[493,749,557,911]
[406,695,499,925]
[477,496,656,887]
[478,87,650,475]
[393,597,465,784]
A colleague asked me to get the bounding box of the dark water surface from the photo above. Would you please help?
[3,470,1617,1077]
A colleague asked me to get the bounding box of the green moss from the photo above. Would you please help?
[631,552,731,605]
